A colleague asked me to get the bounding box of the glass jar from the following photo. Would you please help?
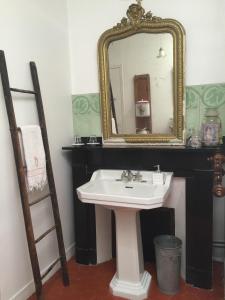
[186,128,201,148]
[202,108,221,146]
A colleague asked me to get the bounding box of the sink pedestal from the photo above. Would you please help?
[77,169,173,299]
[110,208,151,300]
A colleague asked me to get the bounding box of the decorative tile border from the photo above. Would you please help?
[186,83,225,136]
[72,83,225,137]
[72,93,101,137]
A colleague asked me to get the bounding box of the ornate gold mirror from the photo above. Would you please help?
[98,1,185,144]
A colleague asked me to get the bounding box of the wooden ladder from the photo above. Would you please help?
[0,50,69,299]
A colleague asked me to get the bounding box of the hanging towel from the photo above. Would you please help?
[20,125,47,191]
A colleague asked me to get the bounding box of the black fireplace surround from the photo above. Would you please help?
[62,144,223,289]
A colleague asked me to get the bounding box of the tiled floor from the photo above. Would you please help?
[29,259,224,300]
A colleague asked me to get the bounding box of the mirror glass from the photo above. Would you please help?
[98,2,185,144]
[108,33,173,135]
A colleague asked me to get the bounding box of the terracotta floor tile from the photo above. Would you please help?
[28,258,224,300]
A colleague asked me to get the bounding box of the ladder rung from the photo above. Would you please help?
[29,193,51,207]
[41,257,61,280]
[35,225,56,244]
[10,87,37,95]
[16,126,44,132]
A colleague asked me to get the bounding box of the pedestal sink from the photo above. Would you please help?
[77,169,173,300]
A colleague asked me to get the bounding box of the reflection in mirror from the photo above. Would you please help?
[108,33,173,135]
[98,2,185,144]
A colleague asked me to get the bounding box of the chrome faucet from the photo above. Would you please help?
[121,170,142,182]
[121,170,133,181]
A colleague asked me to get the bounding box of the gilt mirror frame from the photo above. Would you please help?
[98,2,185,144]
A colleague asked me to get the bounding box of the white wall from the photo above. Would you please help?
[67,0,225,264]
[0,1,74,299]
[68,0,225,94]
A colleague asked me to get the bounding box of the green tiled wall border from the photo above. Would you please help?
[72,93,101,137]
[72,83,225,137]
[186,83,225,136]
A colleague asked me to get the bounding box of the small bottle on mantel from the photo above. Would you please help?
[202,108,221,146]
[186,128,201,148]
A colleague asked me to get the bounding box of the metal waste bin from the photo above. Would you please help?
[154,235,182,295]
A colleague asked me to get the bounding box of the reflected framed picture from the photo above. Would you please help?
[202,123,220,146]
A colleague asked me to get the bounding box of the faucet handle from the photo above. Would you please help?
[133,171,142,181]
[121,170,132,181]
[121,170,127,180]
[127,170,134,181]
[153,164,161,172]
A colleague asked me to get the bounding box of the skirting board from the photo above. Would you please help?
[8,243,75,300]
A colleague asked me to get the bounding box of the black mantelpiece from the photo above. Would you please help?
[62,145,221,289]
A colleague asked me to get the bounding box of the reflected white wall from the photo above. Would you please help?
[109,33,173,134]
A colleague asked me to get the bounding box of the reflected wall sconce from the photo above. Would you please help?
[157,47,166,58]
[135,99,150,117]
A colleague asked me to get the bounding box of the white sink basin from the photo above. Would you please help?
[77,169,173,300]
[77,169,173,210]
